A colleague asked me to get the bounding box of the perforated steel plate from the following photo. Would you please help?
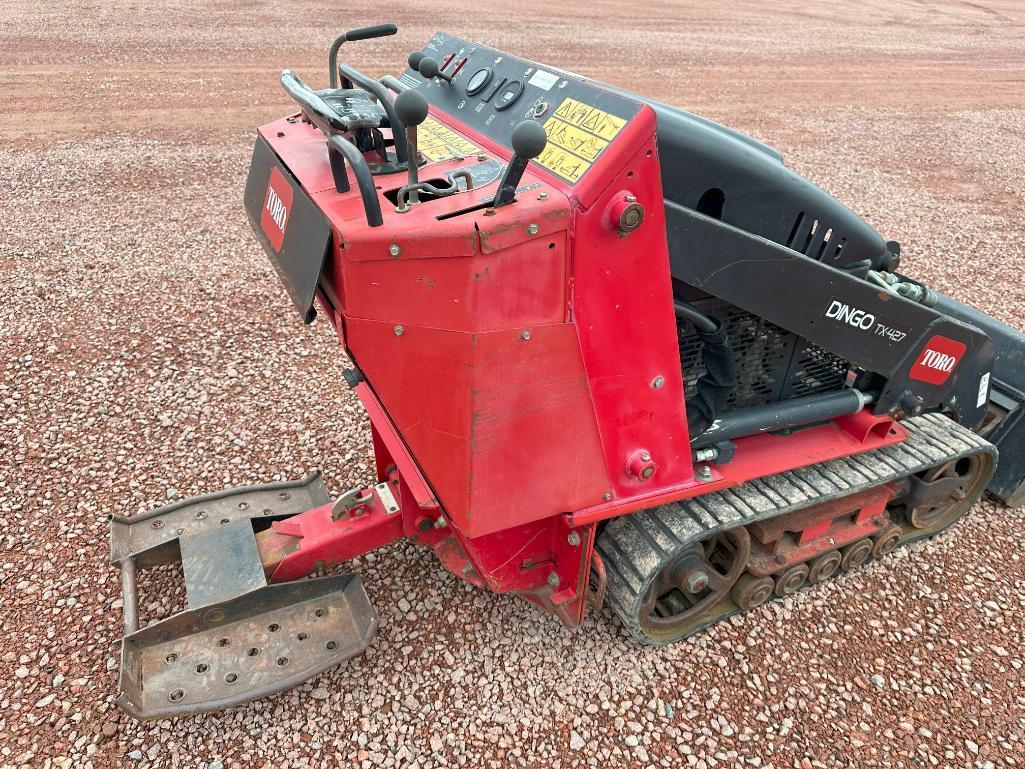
[115,574,377,719]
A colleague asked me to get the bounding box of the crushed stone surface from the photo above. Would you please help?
[1,1,1023,767]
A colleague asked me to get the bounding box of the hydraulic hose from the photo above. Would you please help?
[674,300,736,437]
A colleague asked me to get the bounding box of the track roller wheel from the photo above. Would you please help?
[807,551,841,583]
[773,563,809,597]
[872,525,902,559]
[597,516,750,645]
[840,538,873,572]
[731,573,774,610]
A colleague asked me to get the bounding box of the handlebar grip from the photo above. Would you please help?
[344,23,398,41]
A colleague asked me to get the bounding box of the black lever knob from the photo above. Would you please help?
[407,51,425,71]
[493,120,549,207]
[394,88,429,128]
[393,89,430,209]
[510,120,548,160]
[418,56,453,83]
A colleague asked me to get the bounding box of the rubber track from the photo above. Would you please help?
[597,413,996,645]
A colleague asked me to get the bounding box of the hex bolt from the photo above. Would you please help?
[640,452,651,462]
[603,491,613,501]
[477,154,487,161]
[520,330,531,340]
[685,571,709,593]
[548,571,560,588]
[625,194,637,202]
[696,464,713,482]
[652,375,665,389]
[538,191,549,200]
[389,244,402,257]
[567,531,581,547]
[526,223,539,236]
[433,516,448,529]
[394,325,405,336]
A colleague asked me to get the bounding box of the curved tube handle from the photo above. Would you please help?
[337,62,409,163]
[328,24,398,88]
[328,135,384,228]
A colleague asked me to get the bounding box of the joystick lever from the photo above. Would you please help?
[416,56,453,83]
[493,121,548,208]
[393,89,430,208]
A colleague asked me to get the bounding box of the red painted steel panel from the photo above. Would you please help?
[346,319,609,537]
[568,109,693,498]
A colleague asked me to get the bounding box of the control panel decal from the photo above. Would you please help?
[536,98,628,183]
[418,116,481,162]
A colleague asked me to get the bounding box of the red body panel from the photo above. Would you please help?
[254,87,904,624]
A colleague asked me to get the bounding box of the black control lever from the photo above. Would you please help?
[493,121,548,207]
[393,89,430,209]
[417,56,453,83]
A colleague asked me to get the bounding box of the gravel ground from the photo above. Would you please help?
[2,1,1024,767]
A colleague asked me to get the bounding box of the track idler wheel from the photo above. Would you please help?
[902,454,990,529]
[807,551,841,583]
[731,574,774,610]
[840,538,873,572]
[773,563,808,597]
[872,525,902,559]
[597,518,751,645]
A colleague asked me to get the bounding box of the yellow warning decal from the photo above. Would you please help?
[537,97,629,183]
[418,117,480,162]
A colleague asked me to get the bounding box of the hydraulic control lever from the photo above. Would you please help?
[393,89,430,209]
[493,121,548,207]
[412,54,453,83]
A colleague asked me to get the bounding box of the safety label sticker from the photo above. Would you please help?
[418,117,481,163]
[536,97,628,183]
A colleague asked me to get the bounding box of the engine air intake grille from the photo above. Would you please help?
[679,298,849,411]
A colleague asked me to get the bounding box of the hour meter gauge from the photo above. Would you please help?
[465,67,493,96]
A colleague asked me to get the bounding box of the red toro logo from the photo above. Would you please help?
[909,335,966,385]
[260,167,293,251]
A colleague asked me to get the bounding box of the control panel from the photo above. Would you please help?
[400,33,642,185]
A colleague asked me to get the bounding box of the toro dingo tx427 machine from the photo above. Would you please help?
[108,25,1025,718]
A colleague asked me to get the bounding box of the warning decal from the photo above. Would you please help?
[418,117,481,162]
[535,97,628,183]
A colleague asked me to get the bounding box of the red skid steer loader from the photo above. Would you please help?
[108,25,1025,718]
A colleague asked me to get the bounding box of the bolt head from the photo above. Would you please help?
[394,325,404,336]
[696,465,713,481]
[652,375,665,389]
[603,491,613,501]
[685,571,709,594]
[640,452,651,462]
[527,223,539,235]
[538,191,549,200]
[547,571,560,588]
[389,244,402,256]
[567,531,581,547]
[520,330,531,340]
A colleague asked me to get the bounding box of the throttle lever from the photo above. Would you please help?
[493,121,548,207]
[417,57,453,83]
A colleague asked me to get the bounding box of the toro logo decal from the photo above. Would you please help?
[909,335,966,385]
[260,167,293,252]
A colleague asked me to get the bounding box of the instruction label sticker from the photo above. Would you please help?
[536,97,628,183]
[418,117,481,162]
